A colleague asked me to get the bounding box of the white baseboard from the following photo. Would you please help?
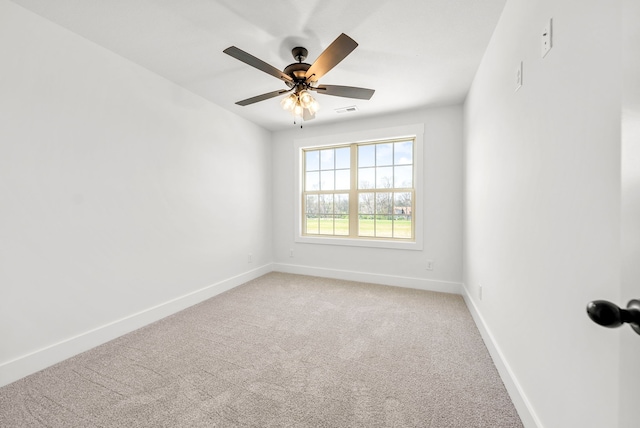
[461,284,543,428]
[0,264,273,388]
[272,262,463,294]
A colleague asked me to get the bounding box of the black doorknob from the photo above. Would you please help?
[586,299,640,335]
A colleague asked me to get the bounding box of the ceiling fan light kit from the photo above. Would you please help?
[281,90,320,116]
[223,33,375,124]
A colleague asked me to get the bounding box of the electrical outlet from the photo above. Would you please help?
[248,253,253,263]
[426,259,434,271]
[289,249,294,258]
[542,18,553,57]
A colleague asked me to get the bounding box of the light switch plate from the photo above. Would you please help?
[542,18,553,57]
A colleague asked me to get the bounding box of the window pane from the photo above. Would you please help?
[394,192,412,238]
[394,165,412,188]
[305,215,319,234]
[394,192,412,216]
[335,216,349,235]
[394,217,412,238]
[306,195,319,214]
[320,170,334,191]
[358,167,375,189]
[359,193,375,214]
[335,169,350,190]
[320,194,334,214]
[394,141,413,165]
[319,215,334,234]
[375,215,393,237]
[376,167,393,189]
[335,194,349,214]
[320,149,334,170]
[358,214,375,237]
[358,145,375,167]
[376,193,393,215]
[305,150,320,171]
[376,143,393,166]
[335,147,350,169]
[305,171,319,191]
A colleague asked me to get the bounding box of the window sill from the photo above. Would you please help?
[295,235,423,250]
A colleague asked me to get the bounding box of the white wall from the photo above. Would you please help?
[0,1,272,386]
[464,1,621,427]
[271,106,463,292]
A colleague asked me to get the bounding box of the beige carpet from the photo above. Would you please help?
[0,272,523,427]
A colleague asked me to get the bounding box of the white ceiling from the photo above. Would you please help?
[9,0,507,131]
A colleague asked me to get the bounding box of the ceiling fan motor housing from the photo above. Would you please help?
[283,62,311,87]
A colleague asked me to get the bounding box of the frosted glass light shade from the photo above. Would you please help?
[280,94,296,111]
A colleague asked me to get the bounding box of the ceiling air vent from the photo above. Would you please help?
[335,105,358,114]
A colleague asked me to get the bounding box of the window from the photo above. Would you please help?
[294,124,424,250]
[302,138,415,242]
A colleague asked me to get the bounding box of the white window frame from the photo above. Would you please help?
[294,124,424,250]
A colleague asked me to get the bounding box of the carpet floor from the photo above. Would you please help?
[0,272,523,427]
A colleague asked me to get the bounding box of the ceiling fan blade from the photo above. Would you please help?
[224,46,293,84]
[304,33,358,82]
[312,85,375,100]
[303,108,316,121]
[236,89,290,106]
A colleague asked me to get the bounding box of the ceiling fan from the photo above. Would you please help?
[223,33,375,121]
